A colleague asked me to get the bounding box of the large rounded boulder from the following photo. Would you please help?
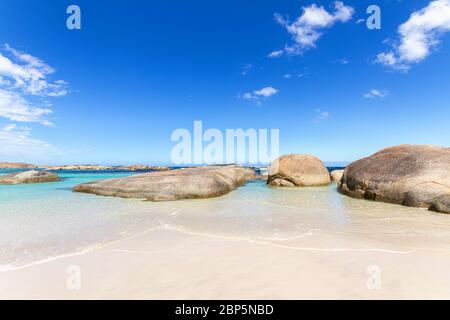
[338,145,450,214]
[0,170,60,184]
[330,169,345,182]
[74,165,257,201]
[267,154,331,187]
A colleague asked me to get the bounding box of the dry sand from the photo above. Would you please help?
[2,226,450,299]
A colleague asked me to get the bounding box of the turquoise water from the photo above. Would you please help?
[2,169,450,271]
[0,170,144,269]
[0,170,132,203]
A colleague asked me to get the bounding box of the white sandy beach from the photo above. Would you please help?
[2,211,450,299]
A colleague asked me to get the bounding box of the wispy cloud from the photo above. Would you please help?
[0,124,58,157]
[242,86,279,104]
[363,88,389,98]
[0,89,53,125]
[272,1,354,57]
[376,0,450,71]
[333,58,349,64]
[314,108,330,123]
[241,64,253,76]
[0,44,68,126]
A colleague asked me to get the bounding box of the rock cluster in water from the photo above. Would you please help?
[41,164,170,171]
[0,170,60,184]
[4,144,450,214]
[338,145,450,214]
[73,165,257,201]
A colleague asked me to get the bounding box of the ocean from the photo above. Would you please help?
[2,168,450,271]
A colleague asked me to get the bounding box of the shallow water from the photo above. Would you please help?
[1,170,450,270]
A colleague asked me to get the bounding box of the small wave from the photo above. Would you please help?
[0,220,420,273]
[0,224,168,273]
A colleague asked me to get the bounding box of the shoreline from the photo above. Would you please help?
[2,225,450,299]
[0,221,417,274]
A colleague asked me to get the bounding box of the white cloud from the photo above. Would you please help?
[273,1,354,56]
[0,89,53,124]
[1,44,67,97]
[314,108,330,123]
[376,52,399,66]
[253,86,278,97]
[267,50,284,58]
[0,44,68,125]
[242,86,279,104]
[283,73,292,79]
[0,124,57,157]
[364,88,389,98]
[376,0,450,71]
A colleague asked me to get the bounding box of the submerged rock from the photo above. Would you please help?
[0,170,60,184]
[73,165,257,201]
[267,154,331,187]
[330,170,344,182]
[338,145,450,214]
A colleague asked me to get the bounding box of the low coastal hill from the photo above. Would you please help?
[0,162,37,169]
[0,162,170,172]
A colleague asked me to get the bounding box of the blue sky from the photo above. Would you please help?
[0,0,449,165]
